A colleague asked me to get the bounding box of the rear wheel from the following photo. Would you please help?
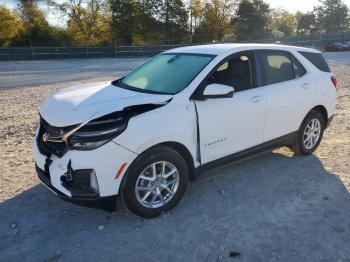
[291,110,325,155]
[121,146,189,218]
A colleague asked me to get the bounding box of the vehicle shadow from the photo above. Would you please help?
[1,151,350,262]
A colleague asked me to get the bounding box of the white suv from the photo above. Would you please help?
[33,44,337,217]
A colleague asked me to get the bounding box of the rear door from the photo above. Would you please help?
[256,50,315,142]
[195,52,267,164]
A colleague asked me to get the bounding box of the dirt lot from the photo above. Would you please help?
[0,53,349,262]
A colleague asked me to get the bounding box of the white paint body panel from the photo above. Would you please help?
[40,81,172,127]
[114,98,198,164]
[196,89,266,163]
[33,44,337,199]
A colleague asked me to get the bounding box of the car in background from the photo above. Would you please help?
[344,42,350,51]
[325,42,348,52]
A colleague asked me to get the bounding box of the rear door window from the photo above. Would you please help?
[258,51,306,86]
[299,51,331,73]
[291,56,307,78]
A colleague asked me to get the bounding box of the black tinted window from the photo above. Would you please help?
[291,56,307,78]
[258,51,306,85]
[259,51,294,85]
[208,54,254,92]
[299,51,331,73]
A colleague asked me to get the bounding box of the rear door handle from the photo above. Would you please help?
[250,96,263,103]
[302,83,311,90]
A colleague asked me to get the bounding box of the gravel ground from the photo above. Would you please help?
[0,53,349,262]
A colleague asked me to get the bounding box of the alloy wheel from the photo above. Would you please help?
[135,161,180,209]
[303,118,321,150]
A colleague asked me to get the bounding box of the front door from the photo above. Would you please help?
[195,52,267,164]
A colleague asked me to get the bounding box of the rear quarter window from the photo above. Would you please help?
[299,51,331,73]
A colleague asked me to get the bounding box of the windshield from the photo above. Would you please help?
[116,53,214,95]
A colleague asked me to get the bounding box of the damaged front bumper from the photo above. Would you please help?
[33,131,138,209]
[35,164,118,210]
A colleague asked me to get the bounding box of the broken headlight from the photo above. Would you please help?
[67,103,168,151]
[68,113,128,151]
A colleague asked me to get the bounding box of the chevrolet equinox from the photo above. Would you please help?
[33,44,337,217]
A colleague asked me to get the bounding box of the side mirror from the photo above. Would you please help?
[202,83,235,99]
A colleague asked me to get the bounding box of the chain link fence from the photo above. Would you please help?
[1,31,350,61]
[0,44,186,61]
[241,31,350,49]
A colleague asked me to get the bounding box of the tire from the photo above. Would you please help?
[120,145,189,218]
[291,110,325,156]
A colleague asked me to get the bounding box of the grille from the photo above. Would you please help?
[36,116,76,157]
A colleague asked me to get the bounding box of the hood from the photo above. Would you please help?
[40,81,173,127]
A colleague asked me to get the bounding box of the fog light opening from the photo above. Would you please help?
[90,171,100,195]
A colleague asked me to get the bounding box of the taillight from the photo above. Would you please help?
[331,76,338,88]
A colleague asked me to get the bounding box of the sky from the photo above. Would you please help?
[268,0,350,12]
[1,0,350,26]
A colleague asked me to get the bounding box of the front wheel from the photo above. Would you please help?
[291,110,325,155]
[120,146,189,218]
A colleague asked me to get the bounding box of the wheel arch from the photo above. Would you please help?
[311,105,328,126]
[121,141,196,186]
[157,142,196,181]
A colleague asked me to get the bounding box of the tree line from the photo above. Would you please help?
[0,0,349,47]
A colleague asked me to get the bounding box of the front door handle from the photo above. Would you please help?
[302,83,311,90]
[250,96,263,103]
